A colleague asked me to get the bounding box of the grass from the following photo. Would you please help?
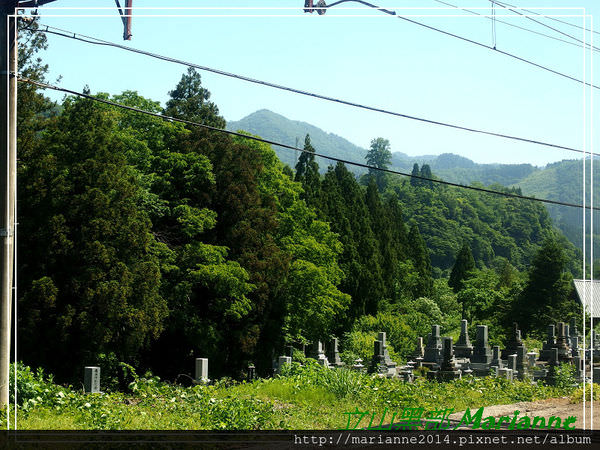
[3,360,579,430]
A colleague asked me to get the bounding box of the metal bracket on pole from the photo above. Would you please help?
[0,229,13,238]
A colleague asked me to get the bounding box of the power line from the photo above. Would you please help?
[490,0,600,38]
[324,0,600,90]
[433,0,593,51]
[491,0,600,53]
[32,23,596,157]
[18,76,600,212]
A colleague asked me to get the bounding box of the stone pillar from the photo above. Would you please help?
[454,319,473,358]
[471,325,492,364]
[328,337,343,367]
[540,324,556,361]
[423,325,442,364]
[277,356,292,374]
[247,364,256,382]
[195,358,209,383]
[502,322,523,359]
[556,322,572,363]
[84,367,100,393]
[491,345,503,368]
[412,337,425,360]
[516,346,527,379]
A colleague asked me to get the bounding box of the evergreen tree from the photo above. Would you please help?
[407,224,433,297]
[410,163,420,187]
[19,96,167,380]
[449,243,476,293]
[365,137,392,191]
[449,242,476,318]
[164,67,226,128]
[420,164,434,189]
[514,237,578,337]
[294,134,321,206]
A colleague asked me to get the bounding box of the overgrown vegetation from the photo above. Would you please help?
[2,362,578,430]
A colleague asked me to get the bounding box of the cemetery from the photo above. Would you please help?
[261,318,600,388]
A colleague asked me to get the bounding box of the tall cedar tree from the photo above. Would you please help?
[420,164,434,189]
[449,243,476,293]
[366,137,392,191]
[365,178,397,300]
[514,237,577,337]
[410,163,420,187]
[407,224,433,298]
[449,242,476,318]
[295,134,321,206]
[19,96,167,381]
[197,134,290,375]
[320,163,384,320]
[164,67,226,129]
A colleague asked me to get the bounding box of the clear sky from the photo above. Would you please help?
[20,1,599,167]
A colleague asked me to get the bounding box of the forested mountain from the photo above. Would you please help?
[227,109,368,173]
[227,109,594,256]
[16,23,581,386]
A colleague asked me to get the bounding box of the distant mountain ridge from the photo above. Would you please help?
[226,109,595,254]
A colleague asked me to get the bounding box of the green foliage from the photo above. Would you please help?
[365,137,392,191]
[552,363,576,391]
[449,243,476,293]
[515,238,579,337]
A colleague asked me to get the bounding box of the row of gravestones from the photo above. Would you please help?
[81,319,600,393]
[272,318,600,386]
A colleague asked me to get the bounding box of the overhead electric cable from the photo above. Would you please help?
[491,0,600,53]
[433,0,591,50]
[32,23,594,157]
[490,0,600,37]
[324,0,600,90]
[18,76,600,212]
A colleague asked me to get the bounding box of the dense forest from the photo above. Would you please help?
[16,22,582,384]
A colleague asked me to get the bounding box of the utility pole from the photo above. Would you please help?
[0,0,17,409]
[0,0,17,411]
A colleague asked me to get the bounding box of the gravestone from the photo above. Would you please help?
[508,354,517,372]
[327,337,344,367]
[540,324,556,361]
[545,348,559,386]
[195,358,209,383]
[516,346,528,380]
[311,341,330,367]
[423,325,442,366]
[412,337,425,360]
[471,325,492,364]
[502,323,523,359]
[555,322,572,363]
[573,356,582,383]
[247,364,256,382]
[84,367,100,394]
[454,319,473,358]
[370,332,397,376]
[571,336,580,358]
[490,345,503,369]
[526,352,537,369]
[437,337,462,381]
[277,356,292,374]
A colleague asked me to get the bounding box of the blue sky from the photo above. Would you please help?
[21,1,599,166]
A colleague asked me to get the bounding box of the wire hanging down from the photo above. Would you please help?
[33,24,594,157]
[18,76,600,212]
[433,0,593,50]
[491,0,600,53]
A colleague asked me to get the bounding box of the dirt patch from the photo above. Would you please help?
[449,398,600,430]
